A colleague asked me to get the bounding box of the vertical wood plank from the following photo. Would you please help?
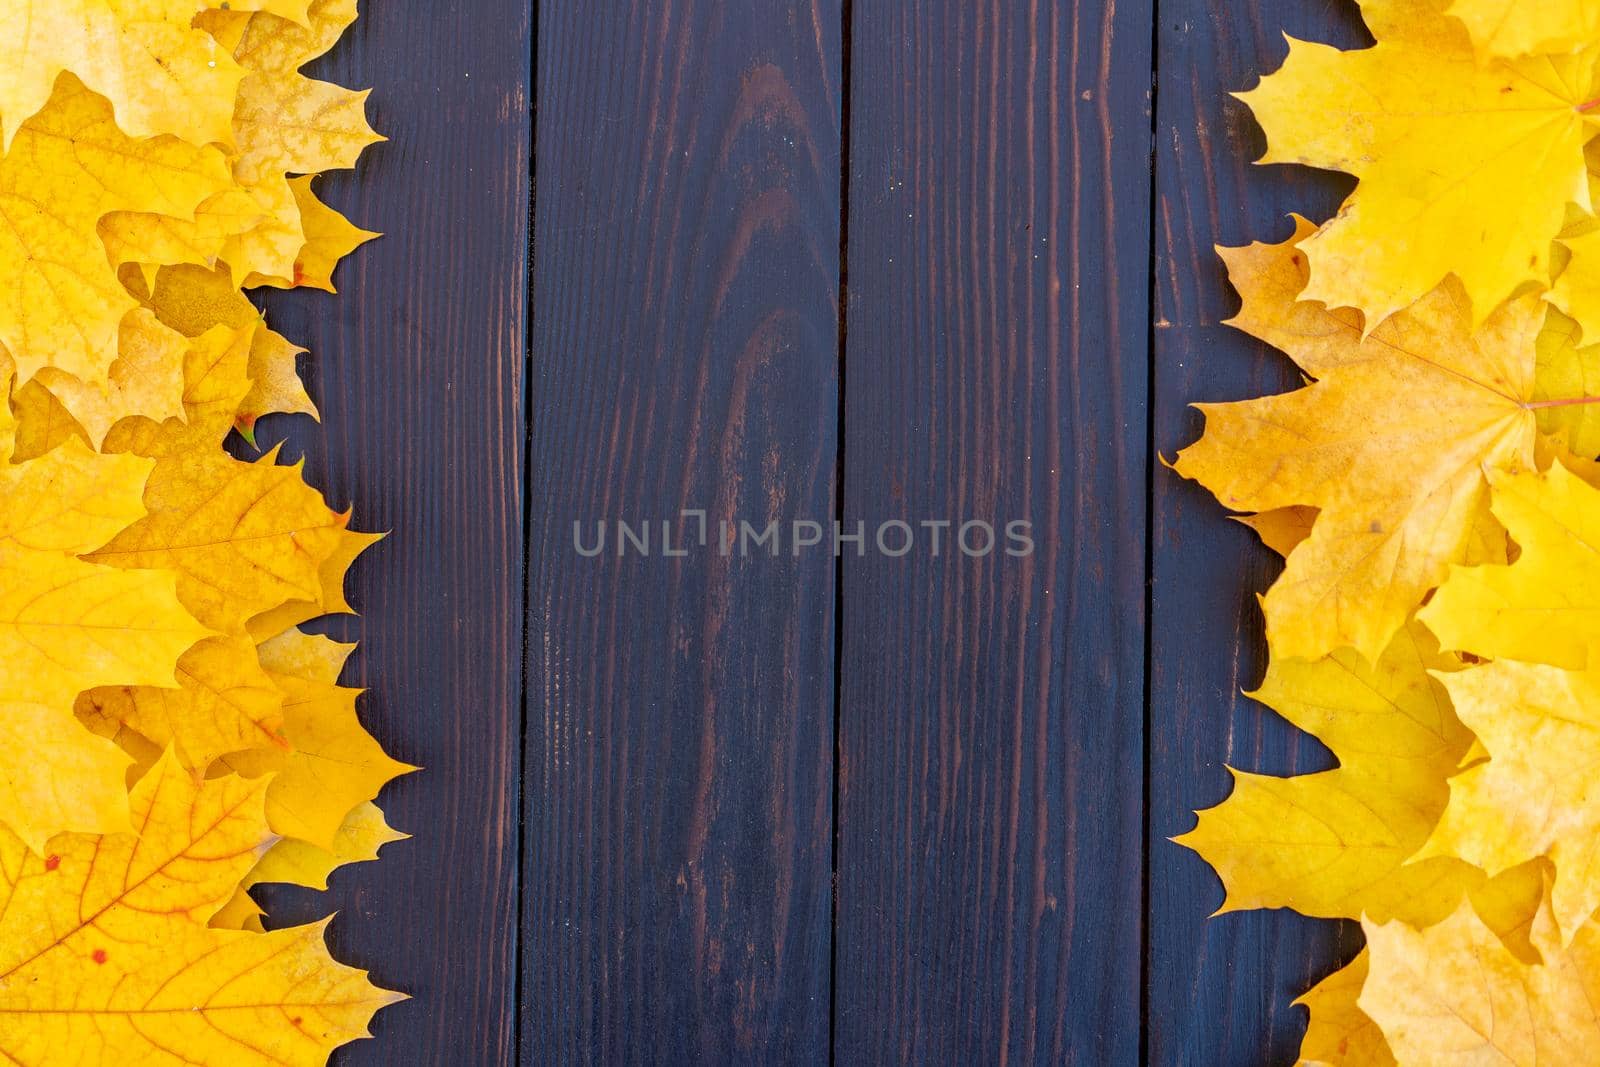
[835,2,1151,1062]
[1147,3,1374,1064]
[251,1,530,1064]
[525,3,842,1062]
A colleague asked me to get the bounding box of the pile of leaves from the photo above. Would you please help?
[1177,0,1600,1062]
[0,1,408,1062]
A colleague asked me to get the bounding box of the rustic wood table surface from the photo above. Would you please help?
[260,1,1376,1063]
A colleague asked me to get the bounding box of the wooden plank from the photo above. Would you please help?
[524,3,842,1061]
[834,2,1151,1062]
[1147,3,1375,1064]
[249,2,530,1063]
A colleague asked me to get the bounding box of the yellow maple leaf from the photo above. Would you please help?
[247,526,382,642]
[1295,952,1395,1067]
[224,628,414,851]
[104,182,296,291]
[1446,0,1600,58]
[141,263,316,426]
[1422,460,1600,668]
[1177,223,1562,660]
[214,800,407,932]
[1295,861,1550,1065]
[48,311,189,443]
[0,751,402,1064]
[174,3,380,295]
[200,0,359,80]
[1362,892,1600,1065]
[1238,11,1600,325]
[250,799,406,892]
[248,175,379,291]
[0,701,132,851]
[0,0,244,148]
[85,448,351,634]
[0,452,208,715]
[97,320,261,458]
[1418,660,1600,941]
[1239,502,1512,568]
[77,634,289,772]
[176,322,265,435]
[0,561,177,705]
[0,423,209,845]
[7,310,190,453]
[0,76,232,390]
[1178,621,1478,925]
[0,434,146,555]
[220,177,307,284]
[1532,308,1600,460]
[100,186,267,283]
[200,0,382,189]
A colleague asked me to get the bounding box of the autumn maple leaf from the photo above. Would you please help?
[0,77,232,390]
[1446,0,1600,58]
[1423,460,1600,669]
[1417,659,1600,942]
[1295,953,1395,1067]
[0,401,209,847]
[1362,889,1600,1065]
[223,628,415,852]
[1174,219,1597,661]
[1238,7,1600,325]
[1178,621,1478,924]
[0,752,402,1065]
[0,0,244,148]
[191,0,383,288]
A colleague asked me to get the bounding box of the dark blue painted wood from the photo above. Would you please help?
[229,1,1425,1061]
[834,2,1152,1063]
[524,3,842,1062]
[1147,2,1373,1064]
[248,2,530,1064]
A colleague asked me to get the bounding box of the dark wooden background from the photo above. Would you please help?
[246,0,1382,1063]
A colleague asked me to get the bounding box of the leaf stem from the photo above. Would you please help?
[1525,396,1600,409]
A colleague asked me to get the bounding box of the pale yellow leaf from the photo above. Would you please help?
[1362,894,1600,1065]
[0,77,232,389]
[1422,460,1600,669]
[0,0,244,148]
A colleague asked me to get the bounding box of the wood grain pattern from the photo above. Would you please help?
[247,3,530,1064]
[524,3,842,1062]
[1146,2,1374,1064]
[219,1,1436,1061]
[833,2,1152,1063]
